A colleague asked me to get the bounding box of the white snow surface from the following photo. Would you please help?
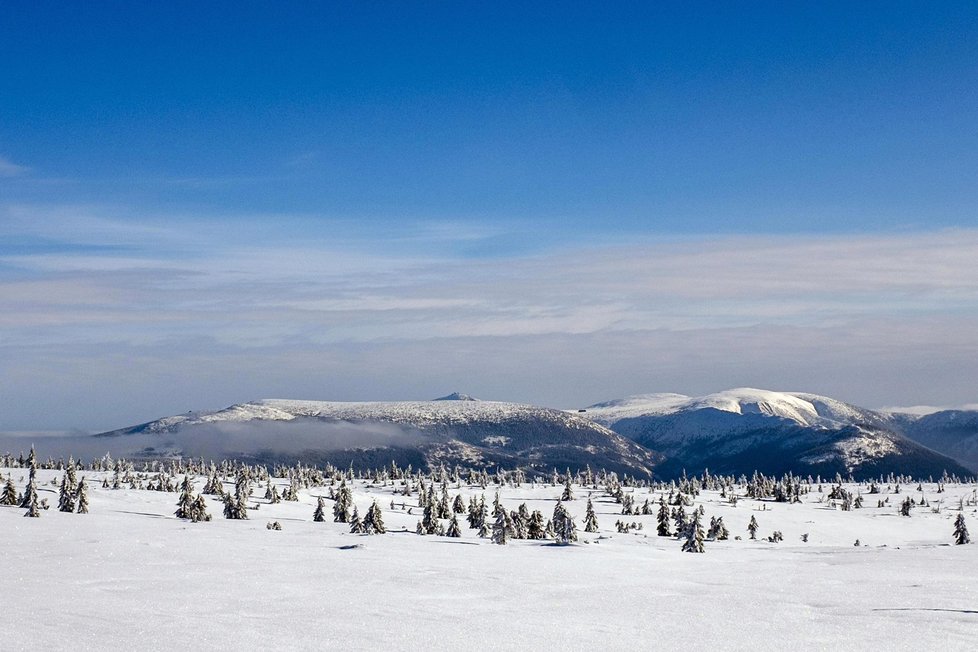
[4,468,978,650]
[585,387,883,428]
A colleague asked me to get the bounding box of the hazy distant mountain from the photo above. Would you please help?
[583,388,974,478]
[884,409,978,473]
[95,397,660,477]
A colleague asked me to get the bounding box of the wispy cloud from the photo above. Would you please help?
[0,155,29,177]
[3,203,978,428]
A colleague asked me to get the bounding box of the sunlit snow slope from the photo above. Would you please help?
[583,388,973,478]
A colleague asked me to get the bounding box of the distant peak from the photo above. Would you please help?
[434,392,479,401]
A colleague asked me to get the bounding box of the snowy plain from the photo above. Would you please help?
[3,467,977,651]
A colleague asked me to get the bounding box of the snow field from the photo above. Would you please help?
[3,468,977,650]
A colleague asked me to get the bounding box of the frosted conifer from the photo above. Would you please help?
[313,496,327,522]
[584,498,599,533]
[954,514,970,545]
[656,497,671,537]
[528,510,547,539]
[682,511,705,553]
[24,490,40,518]
[552,501,578,545]
[175,475,195,519]
[452,494,466,514]
[707,515,728,540]
[333,481,353,523]
[748,515,759,539]
[189,494,211,522]
[2,476,17,505]
[349,506,365,534]
[75,478,90,514]
[364,500,386,534]
[491,509,514,545]
[447,513,462,537]
[20,465,38,510]
[561,478,574,501]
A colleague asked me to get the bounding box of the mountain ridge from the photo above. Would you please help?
[582,387,976,477]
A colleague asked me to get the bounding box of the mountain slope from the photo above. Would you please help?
[95,398,661,477]
[885,410,978,473]
[583,388,973,478]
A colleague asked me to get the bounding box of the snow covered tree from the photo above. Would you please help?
[673,505,687,537]
[748,515,759,540]
[682,511,705,553]
[428,499,445,533]
[58,465,78,513]
[561,478,574,501]
[20,465,38,510]
[333,481,353,523]
[222,491,248,520]
[954,514,970,545]
[313,496,327,522]
[492,509,514,545]
[551,501,578,545]
[510,509,529,540]
[268,484,282,504]
[349,506,365,534]
[363,500,386,534]
[189,494,211,522]
[23,457,40,518]
[492,491,503,517]
[656,497,671,537]
[899,496,913,517]
[584,498,599,533]
[528,510,547,539]
[707,515,728,540]
[202,473,224,495]
[452,494,466,514]
[24,489,40,518]
[1,476,17,505]
[75,477,89,514]
[175,475,195,519]
[446,513,462,538]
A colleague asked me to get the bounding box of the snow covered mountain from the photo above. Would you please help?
[885,410,978,473]
[583,388,974,478]
[94,396,661,477]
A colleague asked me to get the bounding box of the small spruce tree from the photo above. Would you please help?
[20,466,38,510]
[2,476,17,505]
[333,481,353,523]
[491,509,513,545]
[349,506,365,534]
[189,494,211,522]
[446,513,462,538]
[707,515,729,540]
[24,487,40,518]
[313,496,327,522]
[748,514,759,540]
[682,511,705,553]
[363,500,386,535]
[656,497,671,537]
[175,476,195,519]
[561,477,575,501]
[75,477,90,514]
[552,501,578,545]
[584,498,599,533]
[953,513,970,545]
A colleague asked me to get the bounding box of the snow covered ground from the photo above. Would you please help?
[3,467,976,650]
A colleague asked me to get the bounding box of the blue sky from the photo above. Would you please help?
[2,3,978,430]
